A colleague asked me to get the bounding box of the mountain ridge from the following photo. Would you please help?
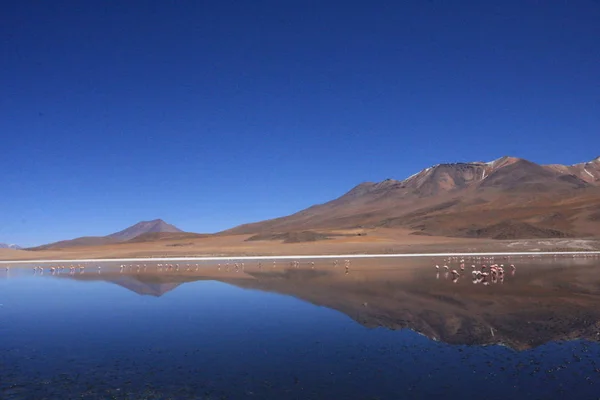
[29,219,184,250]
[224,156,600,239]
[0,243,22,250]
[106,219,183,241]
[25,156,600,248]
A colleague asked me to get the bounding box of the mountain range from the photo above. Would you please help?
[226,156,600,239]
[0,243,22,250]
[21,155,600,249]
[29,219,187,250]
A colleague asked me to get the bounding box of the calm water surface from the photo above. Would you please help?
[1,257,600,399]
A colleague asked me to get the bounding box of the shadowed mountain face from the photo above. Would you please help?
[64,258,600,350]
[225,156,600,239]
[30,219,183,250]
[106,219,183,241]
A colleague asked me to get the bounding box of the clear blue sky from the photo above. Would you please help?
[1,1,599,246]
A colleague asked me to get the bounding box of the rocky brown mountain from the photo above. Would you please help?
[30,219,184,250]
[225,156,600,239]
[106,219,183,241]
[29,157,600,248]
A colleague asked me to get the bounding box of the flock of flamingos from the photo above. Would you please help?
[2,253,600,284]
[14,258,344,275]
[435,256,517,284]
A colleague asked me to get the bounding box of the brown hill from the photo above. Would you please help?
[107,219,183,241]
[29,236,119,251]
[224,156,600,239]
[123,231,207,243]
[30,219,185,250]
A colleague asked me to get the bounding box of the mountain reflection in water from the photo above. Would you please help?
[55,257,600,350]
[3,257,600,399]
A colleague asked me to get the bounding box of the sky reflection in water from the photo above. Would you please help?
[1,258,600,399]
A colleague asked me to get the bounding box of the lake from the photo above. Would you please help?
[2,256,600,399]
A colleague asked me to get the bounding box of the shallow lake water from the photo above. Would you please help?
[2,256,600,399]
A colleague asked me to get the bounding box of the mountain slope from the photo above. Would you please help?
[545,156,600,184]
[30,219,184,250]
[224,156,600,239]
[107,219,183,241]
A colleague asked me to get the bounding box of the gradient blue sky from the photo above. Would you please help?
[2,1,599,246]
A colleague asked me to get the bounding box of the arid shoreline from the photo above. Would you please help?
[3,229,600,262]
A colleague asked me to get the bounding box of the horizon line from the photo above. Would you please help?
[2,251,600,264]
